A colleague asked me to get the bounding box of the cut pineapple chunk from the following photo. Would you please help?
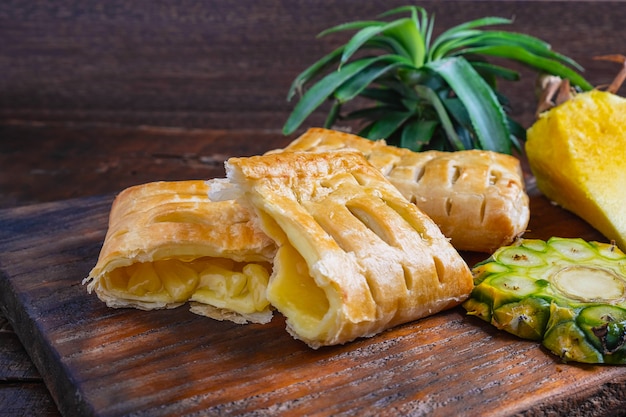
[463,237,626,363]
[84,180,277,324]
[526,90,626,251]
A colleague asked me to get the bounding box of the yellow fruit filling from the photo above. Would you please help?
[102,257,272,314]
[252,204,340,341]
[192,262,271,314]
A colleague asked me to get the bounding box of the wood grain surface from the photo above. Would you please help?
[0,315,60,416]
[1,0,624,131]
[1,187,626,417]
[2,1,626,415]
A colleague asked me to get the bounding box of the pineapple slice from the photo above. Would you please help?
[463,237,626,363]
[526,90,626,251]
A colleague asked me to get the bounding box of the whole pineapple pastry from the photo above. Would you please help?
[526,57,626,251]
[463,237,626,364]
[274,127,530,253]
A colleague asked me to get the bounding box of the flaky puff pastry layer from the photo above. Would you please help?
[84,180,277,324]
[218,151,473,348]
[273,128,530,253]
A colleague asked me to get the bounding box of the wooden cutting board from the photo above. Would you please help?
[1,192,626,417]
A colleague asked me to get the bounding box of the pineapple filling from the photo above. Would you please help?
[267,244,331,336]
[192,262,271,314]
[550,266,626,302]
[104,257,271,312]
[105,260,199,301]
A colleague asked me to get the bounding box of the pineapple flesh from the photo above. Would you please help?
[526,90,626,251]
[463,237,626,364]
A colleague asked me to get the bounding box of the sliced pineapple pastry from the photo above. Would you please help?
[463,237,626,364]
[84,180,277,324]
[213,150,473,348]
[272,127,529,253]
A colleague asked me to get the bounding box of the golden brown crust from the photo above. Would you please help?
[84,180,276,324]
[225,151,473,348]
[274,128,530,253]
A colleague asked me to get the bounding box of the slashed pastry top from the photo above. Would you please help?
[274,128,530,253]
[84,180,277,324]
[220,151,473,348]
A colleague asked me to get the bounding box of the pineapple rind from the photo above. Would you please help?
[463,298,492,322]
[463,237,626,363]
[543,304,603,364]
[492,297,551,341]
[576,305,626,363]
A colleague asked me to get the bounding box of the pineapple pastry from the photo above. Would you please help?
[84,180,277,324]
[213,150,473,348]
[272,128,530,253]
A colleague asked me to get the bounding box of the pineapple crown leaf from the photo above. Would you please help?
[429,16,513,59]
[357,86,406,106]
[471,61,521,83]
[286,45,344,101]
[452,44,593,90]
[426,57,511,154]
[412,83,466,150]
[380,17,426,67]
[334,59,410,103]
[400,118,439,151]
[437,15,513,39]
[317,20,384,38]
[339,25,390,66]
[355,57,511,152]
[283,5,591,153]
[358,110,413,141]
[284,55,407,135]
[382,6,432,65]
[378,4,429,32]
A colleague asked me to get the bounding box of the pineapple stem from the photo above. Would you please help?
[551,266,626,303]
[535,75,574,116]
[593,54,626,94]
[535,54,626,116]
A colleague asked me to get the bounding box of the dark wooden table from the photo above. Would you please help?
[2,1,626,416]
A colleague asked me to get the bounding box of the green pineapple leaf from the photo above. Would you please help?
[284,56,394,135]
[286,46,344,101]
[283,5,591,153]
[426,57,511,154]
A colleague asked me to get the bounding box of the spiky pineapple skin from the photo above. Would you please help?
[463,237,626,364]
[526,90,626,252]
